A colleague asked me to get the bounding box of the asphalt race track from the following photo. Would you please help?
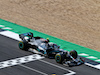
[0,34,100,75]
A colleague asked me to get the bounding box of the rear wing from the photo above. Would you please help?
[19,32,33,40]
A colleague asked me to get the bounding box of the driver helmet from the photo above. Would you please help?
[44,38,50,43]
[46,38,50,42]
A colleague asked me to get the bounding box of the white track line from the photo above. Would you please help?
[86,56,97,59]
[85,63,100,70]
[94,64,100,69]
[0,25,5,27]
[95,59,100,62]
[0,31,21,41]
[20,64,48,75]
[39,60,76,75]
[2,27,12,30]
[78,53,89,56]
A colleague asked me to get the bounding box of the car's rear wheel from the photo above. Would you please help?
[55,53,64,64]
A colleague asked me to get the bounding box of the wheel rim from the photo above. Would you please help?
[55,55,61,62]
[19,42,24,49]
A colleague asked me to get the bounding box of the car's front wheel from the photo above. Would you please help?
[69,50,78,59]
[18,41,29,51]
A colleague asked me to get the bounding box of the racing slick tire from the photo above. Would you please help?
[69,50,78,59]
[18,40,29,51]
[55,53,64,64]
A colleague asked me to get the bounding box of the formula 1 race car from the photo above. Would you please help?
[18,32,84,66]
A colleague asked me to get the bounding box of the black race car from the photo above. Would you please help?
[18,32,84,67]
